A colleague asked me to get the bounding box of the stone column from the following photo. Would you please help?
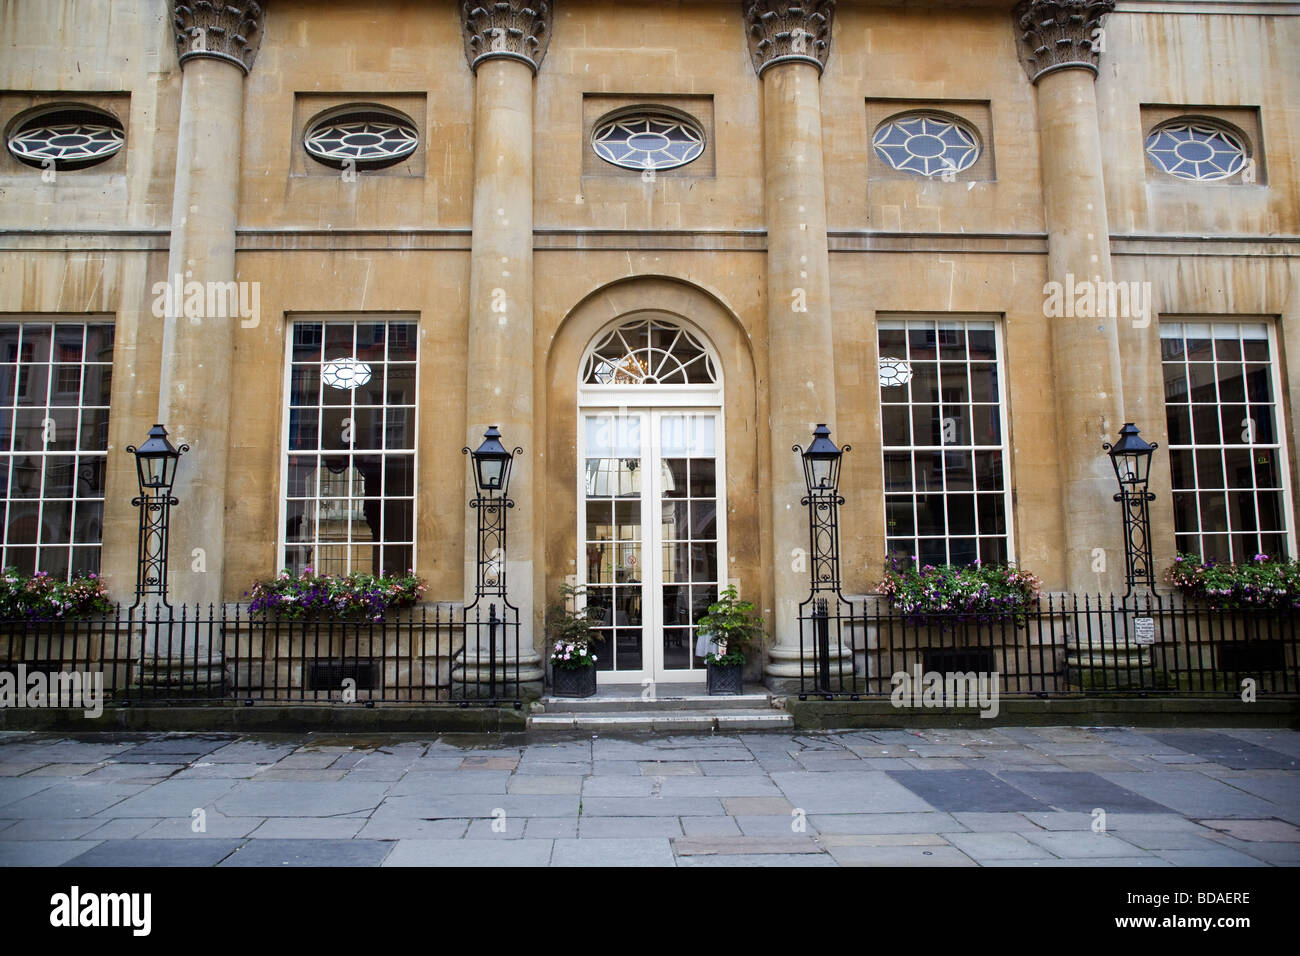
[744,2,846,685]
[457,2,550,689]
[1014,0,1127,592]
[158,2,263,608]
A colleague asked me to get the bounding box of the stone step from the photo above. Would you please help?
[538,690,773,712]
[527,709,793,732]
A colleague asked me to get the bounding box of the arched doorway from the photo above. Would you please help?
[577,315,726,684]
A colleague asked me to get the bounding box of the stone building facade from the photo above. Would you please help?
[0,0,1296,688]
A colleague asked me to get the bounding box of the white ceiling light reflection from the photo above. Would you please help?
[322,357,373,390]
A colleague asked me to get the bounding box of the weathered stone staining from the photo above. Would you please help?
[744,0,836,76]
[747,2,847,683]
[171,1,265,73]
[460,2,551,686]
[1013,0,1114,83]
[1014,0,1127,593]
[158,1,267,606]
[461,1,552,73]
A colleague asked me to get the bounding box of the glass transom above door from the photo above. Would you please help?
[580,409,726,684]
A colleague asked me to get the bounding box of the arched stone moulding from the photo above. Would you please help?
[743,0,836,77]
[1012,0,1115,84]
[170,1,265,73]
[461,1,553,74]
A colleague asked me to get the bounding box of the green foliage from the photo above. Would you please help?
[1165,552,1300,610]
[245,567,426,621]
[545,583,604,670]
[696,585,765,666]
[0,569,113,620]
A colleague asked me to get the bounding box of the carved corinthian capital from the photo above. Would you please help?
[1012,0,1114,84]
[743,1,835,78]
[170,1,265,73]
[461,2,552,74]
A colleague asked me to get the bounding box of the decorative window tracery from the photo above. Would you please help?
[7,108,124,170]
[592,110,705,172]
[1145,121,1248,182]
[303,108,419,169]
[583,319,717,386]
[872,113,980,178]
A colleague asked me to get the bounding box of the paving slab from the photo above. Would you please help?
[1147,731,1298,770]
[941,831,1055,861]
[523,817,579,839]
[884,770,1050,813]
[0,839,105,866]
[1198,818,1300,842]
[1020,830,1146,859]
[1,782,147,819]
[220,839,393,867]
[677,852,837,866]
[250,817,367,839]
[0,818,103,840]
[1152,847,1271,866]
[995,771,1173,813]
[355,817,470,840]
[216,781,390,817]
[384,839,553,867]
[734,814,817,837]
[139,816,264,839]
[827,845,977,866]
[1099,771,1286,819]
[578,796,725,817]
[673,835,823,856]
[550,837,676,867]
[95,779,242,818]
[773,771,938,814]
[680,815,743,837]
[63,839,243,867]
[807,812,966,834]
[579,816,683,838]
[387,771,510,796]
[371,793,578,820]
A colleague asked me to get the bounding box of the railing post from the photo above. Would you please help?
[815,598,830,694]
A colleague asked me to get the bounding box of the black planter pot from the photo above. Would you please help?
[707,661,743,695]
[552,665,597,698]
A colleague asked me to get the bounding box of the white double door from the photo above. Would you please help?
[578,408,726,684]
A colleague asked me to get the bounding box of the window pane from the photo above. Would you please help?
[283,320,418,575]
[877,319,1008,566]
[0,322,113,579]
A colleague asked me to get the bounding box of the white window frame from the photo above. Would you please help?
[277,315,420,577]
[1160,318,1296,562]
[0,319,114,580]
[876,315,1015,566]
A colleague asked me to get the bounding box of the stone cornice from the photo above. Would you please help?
[743,1,836,77]
[170,1,265,74]
[461,2,552,74]
[1012,0,1114,83]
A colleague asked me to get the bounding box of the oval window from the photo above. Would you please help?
[303,106,419,170]
[7,106,125,170]
[1145,120,1248,182]
[873,112,981,178]
[591,109,705,171]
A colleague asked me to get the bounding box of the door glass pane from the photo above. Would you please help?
[660,413,715,456]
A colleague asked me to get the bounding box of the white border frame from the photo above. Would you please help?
[875,314,1016,565]
[277,314,421,577]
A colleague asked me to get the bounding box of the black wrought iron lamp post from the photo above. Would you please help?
[462,426,522,699]
[126,423,188,609]
[1104,422,1158,597]
[795,424,850,694]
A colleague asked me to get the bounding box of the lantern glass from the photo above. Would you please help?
[470,426,513,497]
[800,424,843,496]
[131,424,181,494]
[1106,423,1157,492]
[477,456,505,492]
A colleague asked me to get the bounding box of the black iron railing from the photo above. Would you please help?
[0,603,524,706]
[797,593,1300,699]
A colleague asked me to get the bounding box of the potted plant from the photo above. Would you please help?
[696,584,764,695]
[545,583,603,698]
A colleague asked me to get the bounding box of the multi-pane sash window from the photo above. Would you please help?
[1162,321,1292,561]
[0,321,114,578]
[878,318,1011,566]
[283,319,417,576]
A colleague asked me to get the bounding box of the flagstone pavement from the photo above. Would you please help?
[1,727,1297,867]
